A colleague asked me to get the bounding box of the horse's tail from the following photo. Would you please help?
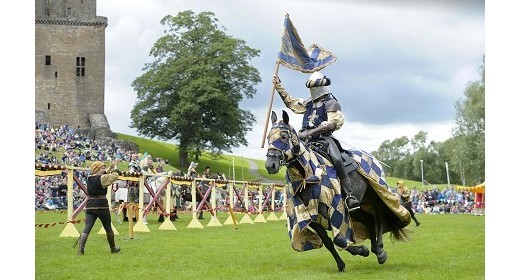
[385,212,413,242]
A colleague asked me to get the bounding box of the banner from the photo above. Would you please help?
[277,14,337,73]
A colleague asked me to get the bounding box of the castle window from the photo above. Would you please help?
[45,55,51,65]
[66,7,72,17]
[45,9,51,16]
[48,103,51,110]
[45,0,52,4]
[76,57,85,77]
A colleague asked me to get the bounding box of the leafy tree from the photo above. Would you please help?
[372,136,410,176]
[451,57,485,185]
[410,131,427,153]
[130,11,261,168]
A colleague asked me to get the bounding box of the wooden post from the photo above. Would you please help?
[128,204,135,239]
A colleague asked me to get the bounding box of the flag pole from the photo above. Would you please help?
[261,61,281,148]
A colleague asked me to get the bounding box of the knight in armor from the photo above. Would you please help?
[273,71,360,210]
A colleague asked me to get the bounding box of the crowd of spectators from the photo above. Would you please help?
[389,185,478,215]
[35,122,150,211]
[35,121,481,215]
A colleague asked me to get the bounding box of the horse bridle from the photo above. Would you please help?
[265,123,300,167]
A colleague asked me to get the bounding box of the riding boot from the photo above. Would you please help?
[106,233,120,253]
[77,233,88,255]
[341,176,360,210]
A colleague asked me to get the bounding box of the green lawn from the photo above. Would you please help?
[35,211,484,280]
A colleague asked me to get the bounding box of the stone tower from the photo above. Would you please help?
[35,0,115,141]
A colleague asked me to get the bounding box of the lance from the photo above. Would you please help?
[260,61,281,148]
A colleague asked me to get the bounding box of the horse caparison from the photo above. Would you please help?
[264,110,411,272]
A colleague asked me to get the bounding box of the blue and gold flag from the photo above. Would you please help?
[277,14,337,73]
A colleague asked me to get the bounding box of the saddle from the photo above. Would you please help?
[308,137,358,175]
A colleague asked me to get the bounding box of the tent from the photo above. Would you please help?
[456,182,485,215]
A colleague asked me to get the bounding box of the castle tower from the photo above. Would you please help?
[35,0,112,136]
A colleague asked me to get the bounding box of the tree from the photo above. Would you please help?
[410,131,427,153]
[130,11,261,168]
[451,57,485,185]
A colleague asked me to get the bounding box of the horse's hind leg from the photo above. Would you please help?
[350,208,386,264]
[308,223,345,272]
[373,217,387,264]
[372,202,387,264]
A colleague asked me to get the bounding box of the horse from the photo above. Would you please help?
[264,110,411,272]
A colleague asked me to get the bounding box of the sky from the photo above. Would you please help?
[96,0,485,160]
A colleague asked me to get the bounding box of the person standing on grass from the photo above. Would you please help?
[397,181,421,226]
[76,159,122,255]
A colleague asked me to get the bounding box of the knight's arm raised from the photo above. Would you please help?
[273,76,307,114]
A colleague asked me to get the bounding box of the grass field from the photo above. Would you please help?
[35,210,484,280]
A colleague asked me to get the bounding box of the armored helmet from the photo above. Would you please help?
[306,71,331,101]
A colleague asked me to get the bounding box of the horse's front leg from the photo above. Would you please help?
[308,222,345,272]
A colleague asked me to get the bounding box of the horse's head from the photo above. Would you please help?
[265,110,301,174]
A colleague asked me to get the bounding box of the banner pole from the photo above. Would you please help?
[261,61,281,148]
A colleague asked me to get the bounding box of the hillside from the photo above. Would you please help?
[116,133,436,190]
[116,133,286,183]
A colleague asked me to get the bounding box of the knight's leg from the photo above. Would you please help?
[328,143,360,210]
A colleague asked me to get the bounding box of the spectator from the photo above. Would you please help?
[156,159,165,173]
[140,154,157,174]
[203,166,211,179]
[187,162,199,178]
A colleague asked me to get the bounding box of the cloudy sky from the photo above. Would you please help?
[95,0,484,160]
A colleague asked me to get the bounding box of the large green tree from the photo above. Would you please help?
[130,11,261,168]
[450,57,485,185]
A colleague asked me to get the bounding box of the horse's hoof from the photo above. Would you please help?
[338,263,345,272]
[359,246,370,257]
[377,251,387,264]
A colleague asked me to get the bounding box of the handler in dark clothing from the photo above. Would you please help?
[77,159,122,255]
[397,181,421,226]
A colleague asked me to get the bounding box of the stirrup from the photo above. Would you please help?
[345,196,360,211]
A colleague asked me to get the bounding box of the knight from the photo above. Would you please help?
[273,71,360,210]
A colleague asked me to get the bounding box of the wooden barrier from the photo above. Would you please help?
[35,164,287,237]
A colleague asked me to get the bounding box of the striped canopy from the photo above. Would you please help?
[456,182,485,194]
